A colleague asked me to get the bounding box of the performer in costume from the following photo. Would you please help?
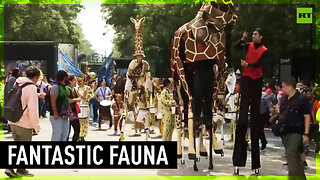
[154,83,163,135]
[76,77,93,141]
[159,79,176,141]
[82,61,99,124]
[170,2,238,171]
[111,93,124,135]
[232,29,269,174]
[124,17,152,138]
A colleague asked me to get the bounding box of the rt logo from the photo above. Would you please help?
[297,8,313,24]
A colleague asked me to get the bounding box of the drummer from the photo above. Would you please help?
[95,79,113,130]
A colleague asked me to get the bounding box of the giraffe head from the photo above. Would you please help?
[190,2,238,43]
[130,17,145,31]
[131,17,146,58]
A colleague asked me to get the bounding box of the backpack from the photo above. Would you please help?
[45,84,64,115]
[4,82,34,122]
[45,85,58,114]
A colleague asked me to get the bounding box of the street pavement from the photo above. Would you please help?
[0,116,318,177]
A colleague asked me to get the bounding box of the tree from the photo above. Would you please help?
[231,3,319,81]
[3,2,83,44]
[102,0,319,79]
[101,4,200,77]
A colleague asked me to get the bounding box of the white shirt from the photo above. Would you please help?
[36,81,48,93]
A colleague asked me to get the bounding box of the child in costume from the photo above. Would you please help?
[111,94,124,135]
[159,79,176,141]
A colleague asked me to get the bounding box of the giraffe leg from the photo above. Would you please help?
[175,114,183,159]
[212,122,224,156]
[221,122,225,146]
[177,128,182,158]
[208,125,213,170]
[188,106,196,160]
[199,125,208,157]
[193,131,198,171]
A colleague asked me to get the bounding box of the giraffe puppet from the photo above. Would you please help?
[170,2,238,171]
[122,17,152,140]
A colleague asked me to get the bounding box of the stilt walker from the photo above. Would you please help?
[170,2,238,171]
[232,29,268,175]
[124,17,152,139]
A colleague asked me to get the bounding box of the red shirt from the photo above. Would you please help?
[242,42,268,79]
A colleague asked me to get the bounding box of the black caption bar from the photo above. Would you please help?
[1,141,177,169]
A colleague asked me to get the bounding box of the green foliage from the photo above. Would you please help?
[102,4,200,77]
[238,0,319,50]
[102,0,203,4]
[0,80,3,131]
[0,1,87,129]
[4,4,83,44]
[103,0,319,79]
[230,3,318,81]
[1,0,81,4]
[0,60,3,130]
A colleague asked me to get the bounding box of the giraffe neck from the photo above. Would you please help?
[135,29,143,52]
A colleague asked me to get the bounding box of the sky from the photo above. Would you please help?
[76,3,115,56]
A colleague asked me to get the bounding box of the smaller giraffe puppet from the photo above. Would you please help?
[124,17,152,137]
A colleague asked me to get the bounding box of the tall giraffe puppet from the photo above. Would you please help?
[170,1,238,170]
[122,17,152,139]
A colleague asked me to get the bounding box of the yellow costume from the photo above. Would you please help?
[159,87,175,141]
[76,85,93,138]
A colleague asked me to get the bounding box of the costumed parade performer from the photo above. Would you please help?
[159,78,176,141]
[232,29,269,174]
[122,17,152,140]
[111,93,124,135]
[170,2,238,171]
[76,77,93,141]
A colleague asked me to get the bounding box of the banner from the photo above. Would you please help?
[58,51,85,77]
[98,52,114,86]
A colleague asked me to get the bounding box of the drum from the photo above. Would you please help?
[149,106,157,114]
[78,105,90,119]
[100,100,112,107]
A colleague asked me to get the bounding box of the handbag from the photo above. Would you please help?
[271,107,289,136]
[271,119,286,136]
